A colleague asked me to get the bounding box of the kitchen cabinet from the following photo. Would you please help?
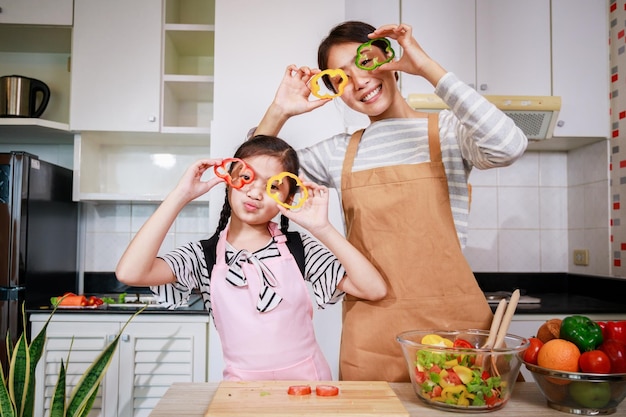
[551,0,610,139]
[30,313,210,417]
[0,0,73,25]
[70,0,162,132]
[70,0,214,133]
[400,0,551,97]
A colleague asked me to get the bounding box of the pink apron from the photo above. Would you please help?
[210,222,332,381]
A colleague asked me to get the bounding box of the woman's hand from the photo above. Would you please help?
[368,23,447,87]
[277,182,332,233]
[272,65,332,117]
[171,158,225,203]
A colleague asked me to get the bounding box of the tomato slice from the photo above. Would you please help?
[315,385,339,396]
[287,385,312,395]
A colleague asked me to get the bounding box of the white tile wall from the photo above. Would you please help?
[3,141,609,275]
[466,141,610,275]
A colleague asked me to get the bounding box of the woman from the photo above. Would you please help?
[253,21,528,382]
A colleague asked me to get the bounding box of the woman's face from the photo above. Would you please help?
[326,42,398,119]
[228,155,291,226]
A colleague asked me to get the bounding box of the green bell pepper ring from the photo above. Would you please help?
[560,315,604,352]
[355,38,395,70]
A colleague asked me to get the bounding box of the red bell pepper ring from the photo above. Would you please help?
[213,158,255,189]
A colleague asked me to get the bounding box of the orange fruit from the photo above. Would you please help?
[537,339,580,385]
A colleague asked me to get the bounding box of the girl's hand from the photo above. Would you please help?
[368,23,447,86]
[277,182,331,232]
[271,65,332,117]
[171,158,225,203]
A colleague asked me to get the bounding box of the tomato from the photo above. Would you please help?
[484,389,501,407]
[523,337,544,365]
[315,385,339,396]
[443,369,463,385]
[598,339,626,373]
[579,350,612,374]
[415,370,427,384]
[431,385,442,398]
[287,385,311,395]
[453,338,473,349]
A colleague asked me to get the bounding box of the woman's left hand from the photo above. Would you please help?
[277,182,331,232]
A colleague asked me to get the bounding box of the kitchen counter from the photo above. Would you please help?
[147,382,626,416]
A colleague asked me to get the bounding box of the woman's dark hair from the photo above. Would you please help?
[212,135,300,238]
[318,21,376,70]
[318,21,394,91]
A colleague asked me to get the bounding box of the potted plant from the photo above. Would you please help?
[0,303,143,417]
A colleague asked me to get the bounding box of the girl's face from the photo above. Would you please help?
[228,155,291,226]
[326,42,399,120]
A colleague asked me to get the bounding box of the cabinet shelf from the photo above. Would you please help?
[0,118,72,143]
[74,131,211,202]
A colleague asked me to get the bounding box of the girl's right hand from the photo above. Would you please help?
[172,158,225,203]
[271,65,331,117]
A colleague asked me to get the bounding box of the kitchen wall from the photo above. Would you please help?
[610,0,626,278]
[465,143,610,276]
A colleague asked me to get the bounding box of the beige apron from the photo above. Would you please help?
[339,113,493,382]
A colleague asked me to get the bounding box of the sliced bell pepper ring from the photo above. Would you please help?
[309,69,348,99]
[213,158,255,189]
[355,38,395,71]
[266,172,308,210]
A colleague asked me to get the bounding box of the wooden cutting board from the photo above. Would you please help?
[204,380,410,417]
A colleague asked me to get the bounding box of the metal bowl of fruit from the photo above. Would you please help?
[397,329,529,412]
[525,362,626,415]
[523,315,626,415]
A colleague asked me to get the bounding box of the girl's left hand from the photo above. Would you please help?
[277,182,331,232]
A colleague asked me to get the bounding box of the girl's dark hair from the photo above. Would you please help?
[212,135,300,238]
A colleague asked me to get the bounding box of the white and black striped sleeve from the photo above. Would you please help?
[300,233,346,308]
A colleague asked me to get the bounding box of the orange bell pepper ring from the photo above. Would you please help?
[214,158,255,189]
[309,69,348,99]
[266,172,309,210]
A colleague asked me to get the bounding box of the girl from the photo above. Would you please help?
[115,135,386,381]
[253,21,528,381]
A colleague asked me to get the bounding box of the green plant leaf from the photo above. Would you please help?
[7,334,29,417]
[75,388,99,417]
[65,307,145,417]
[49,359,66,417]
[0,358,16,417]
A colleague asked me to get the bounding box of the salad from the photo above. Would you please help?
[412,334,506,408]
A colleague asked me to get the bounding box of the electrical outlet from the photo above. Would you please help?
[573,249,589,266]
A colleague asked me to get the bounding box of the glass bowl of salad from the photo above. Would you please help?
[397,329,529,412]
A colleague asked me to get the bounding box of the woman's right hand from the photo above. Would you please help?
[272,65,332,117]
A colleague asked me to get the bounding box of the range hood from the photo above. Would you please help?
[407,94,561,141]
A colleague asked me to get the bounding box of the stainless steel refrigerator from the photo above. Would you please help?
[0,151,78,372]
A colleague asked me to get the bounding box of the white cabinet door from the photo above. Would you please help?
[70,0,162,132]
[551,0,610,138]
[400,0,476,95]
[0,0,73,25]
[117,321,208,417]
[475,0,551,96]
[31,314,209,417]
[400,0,551,97]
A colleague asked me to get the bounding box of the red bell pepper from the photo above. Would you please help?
[596,321,626,345]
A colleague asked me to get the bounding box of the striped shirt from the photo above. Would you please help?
[152,232,346,317]
[297,72,528,247]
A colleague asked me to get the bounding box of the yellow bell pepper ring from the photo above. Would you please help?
[309,69,348,99]
[266,172,309,210]
[355,38,395,70]
[421,334,454,347]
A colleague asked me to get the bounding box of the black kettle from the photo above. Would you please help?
[0,75,51,118]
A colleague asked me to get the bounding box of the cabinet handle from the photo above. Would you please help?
[479,84,488,91]
[0,7,3,13]
[122,334,130,342]
[557,120,564,127]
[148,116,157,122]
[107,335,116,343]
